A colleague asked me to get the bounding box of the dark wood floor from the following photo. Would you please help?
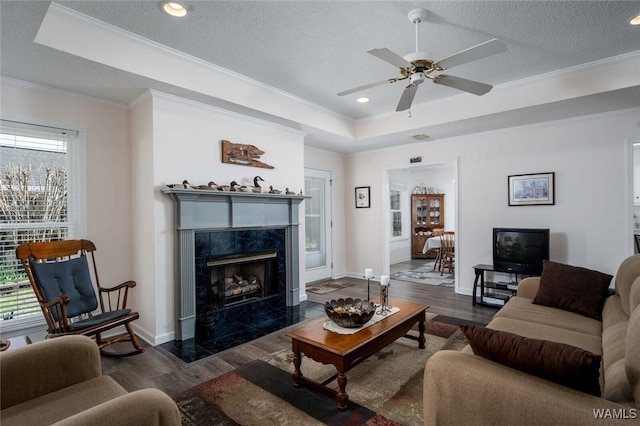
[101,276,495,398]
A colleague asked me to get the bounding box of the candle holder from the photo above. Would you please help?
[362,275,375,301]
[377,281,392,315]
[363,269,374,301]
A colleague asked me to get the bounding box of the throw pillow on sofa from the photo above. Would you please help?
[460,325,601,396]
[532,259,612,320]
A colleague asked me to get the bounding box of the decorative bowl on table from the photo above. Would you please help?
[324,298,376,328]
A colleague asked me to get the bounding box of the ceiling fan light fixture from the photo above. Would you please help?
[410,73,425,85]
[356,97,370,103]
[163,2,188,17]
[630,15,640,25]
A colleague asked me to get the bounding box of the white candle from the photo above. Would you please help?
[364,268,373,278]
[380,275,390,286]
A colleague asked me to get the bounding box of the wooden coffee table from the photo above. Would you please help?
[285,298,429,410]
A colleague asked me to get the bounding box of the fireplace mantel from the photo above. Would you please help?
[163,187,309,340]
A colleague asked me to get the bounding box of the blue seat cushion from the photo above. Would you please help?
[68,308,132,331]
[31,255,98,320]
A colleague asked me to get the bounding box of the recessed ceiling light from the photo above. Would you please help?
[356,97,370,103]
[630,15,640,25]
[163,2,188,17]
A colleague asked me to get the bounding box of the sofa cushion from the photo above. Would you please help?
[461,325,601,396]
[487,316,602,355]
[496,296,602,337]
[533,260,612,320]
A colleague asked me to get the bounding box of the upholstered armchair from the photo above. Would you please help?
[0,335,181,426]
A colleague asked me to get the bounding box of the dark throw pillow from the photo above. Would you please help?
[532,259,612,320]
[461,325,601,396]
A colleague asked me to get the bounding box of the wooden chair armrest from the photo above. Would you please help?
[40,294,70,309]
[98,281,136,311]
[40,295,72,333]
[99,280,137,293]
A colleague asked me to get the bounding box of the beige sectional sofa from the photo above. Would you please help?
[0,335,181,426]
[424,254,640,425]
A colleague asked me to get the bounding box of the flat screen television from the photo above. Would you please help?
[493,228,549,275]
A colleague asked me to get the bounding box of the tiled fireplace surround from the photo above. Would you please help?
[163,189,308,342]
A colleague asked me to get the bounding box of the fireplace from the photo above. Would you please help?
[194,228,287,336]
[207,251,278,307]
[163,188,307,340]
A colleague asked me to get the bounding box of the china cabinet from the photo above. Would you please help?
[411,194,445,259]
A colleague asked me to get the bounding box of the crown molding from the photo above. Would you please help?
[1,76,129,110]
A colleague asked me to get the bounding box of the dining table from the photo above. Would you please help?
[422,235,443,254]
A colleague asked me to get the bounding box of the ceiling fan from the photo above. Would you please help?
[338,8,507,112]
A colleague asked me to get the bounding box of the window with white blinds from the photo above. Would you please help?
[0,120,80,325]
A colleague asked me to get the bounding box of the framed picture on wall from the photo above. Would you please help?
[508,172,555,206]
[355,186,371,208]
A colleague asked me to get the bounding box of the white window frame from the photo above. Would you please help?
[0,118,86,336]
[389,181,409,242]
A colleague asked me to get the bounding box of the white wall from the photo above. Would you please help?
[129,95,157,343]
[345,110,639,295]
[1,80,134,296]
[304,146,347,278]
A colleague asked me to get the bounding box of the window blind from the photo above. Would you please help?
[0,119,76,321]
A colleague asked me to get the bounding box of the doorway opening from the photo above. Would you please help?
[383,160,458,292]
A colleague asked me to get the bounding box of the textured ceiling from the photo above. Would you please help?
[1,1,639,153]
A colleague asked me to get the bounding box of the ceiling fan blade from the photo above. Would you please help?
[337,79,395,96]
[368,48,412,69]
[396,84,419,111]
[436,38,507,70]
[434,75,493,96]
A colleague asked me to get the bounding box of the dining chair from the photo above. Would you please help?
[440,231,455,276]
[431,229,445,271]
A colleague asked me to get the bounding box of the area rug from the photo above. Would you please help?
[306,280,354,294]
[391,262,454,287]
[175,319,469,426]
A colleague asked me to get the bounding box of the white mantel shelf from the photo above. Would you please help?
[162,186,308,340]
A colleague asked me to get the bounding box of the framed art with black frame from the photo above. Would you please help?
[508,172,555,206]
[355,186,371,208]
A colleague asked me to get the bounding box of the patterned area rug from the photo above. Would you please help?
[306,280,353,294]
[175,318,470,425]
[391,262,454,287]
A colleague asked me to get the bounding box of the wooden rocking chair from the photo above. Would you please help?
[16,239,144,357]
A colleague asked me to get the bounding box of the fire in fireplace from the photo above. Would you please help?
[206,251,279,309]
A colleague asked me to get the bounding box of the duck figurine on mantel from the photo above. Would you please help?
[191,181,219,190]
[252,176,264,193]
[268,185,282,194]
[230,176,265,193]
[230,181,247,192]
[166,180,191,189]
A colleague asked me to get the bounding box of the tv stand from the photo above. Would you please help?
[472,264,534,308]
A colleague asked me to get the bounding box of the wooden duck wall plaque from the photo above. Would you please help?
[221,140,274,169]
